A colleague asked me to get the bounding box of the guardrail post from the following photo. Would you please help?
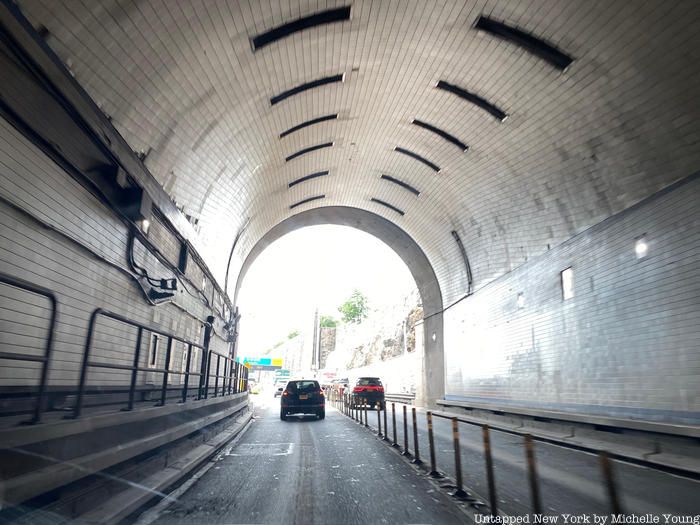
[524,434,542,514]
[377,403,382,436]
[182,343,193,402]
[382,401,389,441]
[451,418,468,499]
[599,451,623,515]
[411,407,422,464]
[158,336,173,406]
[200,318,214,398]
[125,326,144,412]
[213,354,221,397]
[204,352,212,399]
[402,405,410,456]
[227,358,234,394]
[73,309,102,418]
[363,398,368,427]
[482,425,498,515]
[427,411,441,477]
[392,402,398,447]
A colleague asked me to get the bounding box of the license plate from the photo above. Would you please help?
[299,394,309,400]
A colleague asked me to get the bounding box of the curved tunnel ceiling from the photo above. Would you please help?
[17,0,700,306]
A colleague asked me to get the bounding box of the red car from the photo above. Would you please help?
[349,377,385,409]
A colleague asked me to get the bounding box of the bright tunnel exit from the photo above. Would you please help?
[236,225,422,396]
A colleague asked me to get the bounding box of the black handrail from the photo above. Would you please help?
[0,272,57,423]
[72,308,239,418]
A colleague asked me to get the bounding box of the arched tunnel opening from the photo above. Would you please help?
[234,207,444,408]
[0,0,699,522]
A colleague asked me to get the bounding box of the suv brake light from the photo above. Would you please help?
[353,386,362,393]
[282,391,288,397]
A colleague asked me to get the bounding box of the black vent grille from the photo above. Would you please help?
[380,175,420,196]
[290,195,326,209]
[286,142,334,162]
[289,170,330,188]
[280,114,338,138]
[371,198,405,216]
[436,81,507,121]
[475,16,573,71]
[271,74,344,106]
[412,120,468,151]
[252,6,352,51]
[394,147,441,172]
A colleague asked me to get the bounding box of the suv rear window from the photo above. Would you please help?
[356,378,382,386]
[286,380,320,392]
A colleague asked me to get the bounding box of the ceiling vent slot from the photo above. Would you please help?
[286,142,334,162]
[380,174,420,196]
[290,194,326,209]
[412,120,468,152]
[371,198,405,216]
[252,6,352,51]
[271,74,344,106]
[436,81,507,122]
[394,147,441,172]
[280,114,338,138]
[289,170,330,188]
[474,16,573,71]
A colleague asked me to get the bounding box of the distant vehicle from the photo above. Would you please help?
[349,377,384,409]
[274,385,284,398]
[280,379,325,420]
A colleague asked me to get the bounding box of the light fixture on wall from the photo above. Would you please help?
[139,218,150,235]
[561,267,574,300]
[517,293,525,309]
[635,236,649,259]
[431,332,437,342]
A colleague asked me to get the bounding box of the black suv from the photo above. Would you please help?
[280,380,325,420]
[350,377,385,409]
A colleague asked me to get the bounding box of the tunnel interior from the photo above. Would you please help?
[0,0,700,519]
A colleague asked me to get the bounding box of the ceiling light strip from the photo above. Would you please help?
[271,74,344,106]
[290,194,326,209]
[412,119,468,151]
[371,198,405,216]
[394,147,441,172]
[252,6,352,51]
[280,114,338,138]
[288,170,330,188]
[286,142,334,162]
[380,174,421,196]
[436,81,507,122]
[474,16,573,71]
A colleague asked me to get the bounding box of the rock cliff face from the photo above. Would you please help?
[325,290,423,391]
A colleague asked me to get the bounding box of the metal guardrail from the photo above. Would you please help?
[0,272,248,422]
[73,308,247,418]
[385,392,415,404]
[327,390,628,516]
[0,272,57,423]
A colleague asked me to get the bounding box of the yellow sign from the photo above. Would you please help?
[272,358,284,367]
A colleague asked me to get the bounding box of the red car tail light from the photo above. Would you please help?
[353,386,362,393]
[318,389,325,396]
[282,391,289,397]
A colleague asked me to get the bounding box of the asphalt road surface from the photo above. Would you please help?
[141,396,467,525]
[361,401,700,516]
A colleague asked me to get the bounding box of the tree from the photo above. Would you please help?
[338,290,368,324]
[320,315,337,328]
